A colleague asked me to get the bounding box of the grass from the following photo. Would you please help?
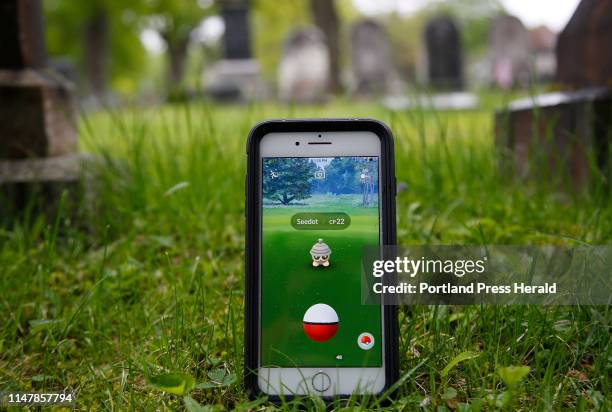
[0,96,610,410]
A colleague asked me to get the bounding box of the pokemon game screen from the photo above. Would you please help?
[260,156,382,367]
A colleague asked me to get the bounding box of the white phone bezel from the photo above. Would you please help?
[258,131,386,397]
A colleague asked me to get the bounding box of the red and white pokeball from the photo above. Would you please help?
[303,304,339,342]
[357,332,375,350]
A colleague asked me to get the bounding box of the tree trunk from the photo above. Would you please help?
[83,8,109,100]
[165,35,190,96]
[309,0,341,93]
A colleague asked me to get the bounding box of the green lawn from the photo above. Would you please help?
[0,97,610,410]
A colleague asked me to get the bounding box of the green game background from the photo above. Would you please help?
[261,158,382,368]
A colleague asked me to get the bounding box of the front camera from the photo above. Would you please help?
[295,141,300,146]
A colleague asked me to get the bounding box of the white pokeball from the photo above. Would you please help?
[303,303,339,342]
[357,332,375,350]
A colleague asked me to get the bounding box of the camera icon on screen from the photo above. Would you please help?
[314,170,326,180]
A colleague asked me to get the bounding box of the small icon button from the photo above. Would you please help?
[311,372,331,392]
[357,332,375,350]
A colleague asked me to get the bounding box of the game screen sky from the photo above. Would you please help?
[260,156,382,367]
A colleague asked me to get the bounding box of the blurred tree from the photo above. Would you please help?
[143,0,216,97]
[252,0,310,82]
[384,12,422,83]
[44,0,147,97]
[309,0,341,93]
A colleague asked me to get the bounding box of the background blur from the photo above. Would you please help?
[1,0,610,410]
[42,0,579,102]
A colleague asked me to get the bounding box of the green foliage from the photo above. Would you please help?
[143,0,211,44]
[497,365,530,389]
[252,0,311,81]
[263,158,316,204]
[44,0,148,94]
[183,396,211,411]
[148,372,195,395]
[440,350,481,377]
[44,0,215,95]
[315,157,362,194]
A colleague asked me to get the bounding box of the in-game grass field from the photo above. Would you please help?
[0,96,609,410]
[261,195,382,368]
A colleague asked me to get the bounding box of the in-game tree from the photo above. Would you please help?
[263,158,316,205]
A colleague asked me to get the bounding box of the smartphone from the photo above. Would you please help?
[245,119,398,400]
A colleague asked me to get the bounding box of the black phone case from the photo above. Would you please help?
[244,119,399,402]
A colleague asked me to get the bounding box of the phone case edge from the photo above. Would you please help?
[244,118,399,403]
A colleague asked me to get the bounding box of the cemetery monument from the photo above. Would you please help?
[0,0,81,204]
[495,0,611,189]
[349,19,399,96]
[488,14,531,89]
[278,27,330,103]
[204,0,265,101]
[424,16,463,90]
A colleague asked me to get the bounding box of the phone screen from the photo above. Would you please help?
[260,156,382,368]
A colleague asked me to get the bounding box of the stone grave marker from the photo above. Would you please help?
[424,16,463,90]
[0,0,76,159]
[204,0,265,101]
[556,0,612,88]
[488,14,531,89]
[495,1,612,190]
[278,27,330,103]
[0,0,81,212]
[529,26,557,82]
[495,88,611,188]
[349,19,399,95]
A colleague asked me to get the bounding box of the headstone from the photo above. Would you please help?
[424,16,463,90]
[0,0,81,212]
[222,4,251,60]
[488,14,531,89]
[495,88,611,188]
[204,0,265,101]
[556,0,612,88]
[278,28,329,103]
[495,0,612,190]
[0,0,76,159]
[350,19,399,95]
[529,26,557,82]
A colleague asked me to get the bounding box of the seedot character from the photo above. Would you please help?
[310,238,331,267]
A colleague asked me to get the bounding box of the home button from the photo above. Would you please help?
[311,372,331,392]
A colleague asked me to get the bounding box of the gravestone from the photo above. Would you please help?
[424,16,463,90]
[556,0,612,88]
[350,19,399,95]
[495,1,612,190]
[495,88,611,188]
[488,14,531,89]
[0,0,76,158]
[0,0,81,213]
[204,0,265,101]
[278,28,329,103]
[529,26,557,82]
